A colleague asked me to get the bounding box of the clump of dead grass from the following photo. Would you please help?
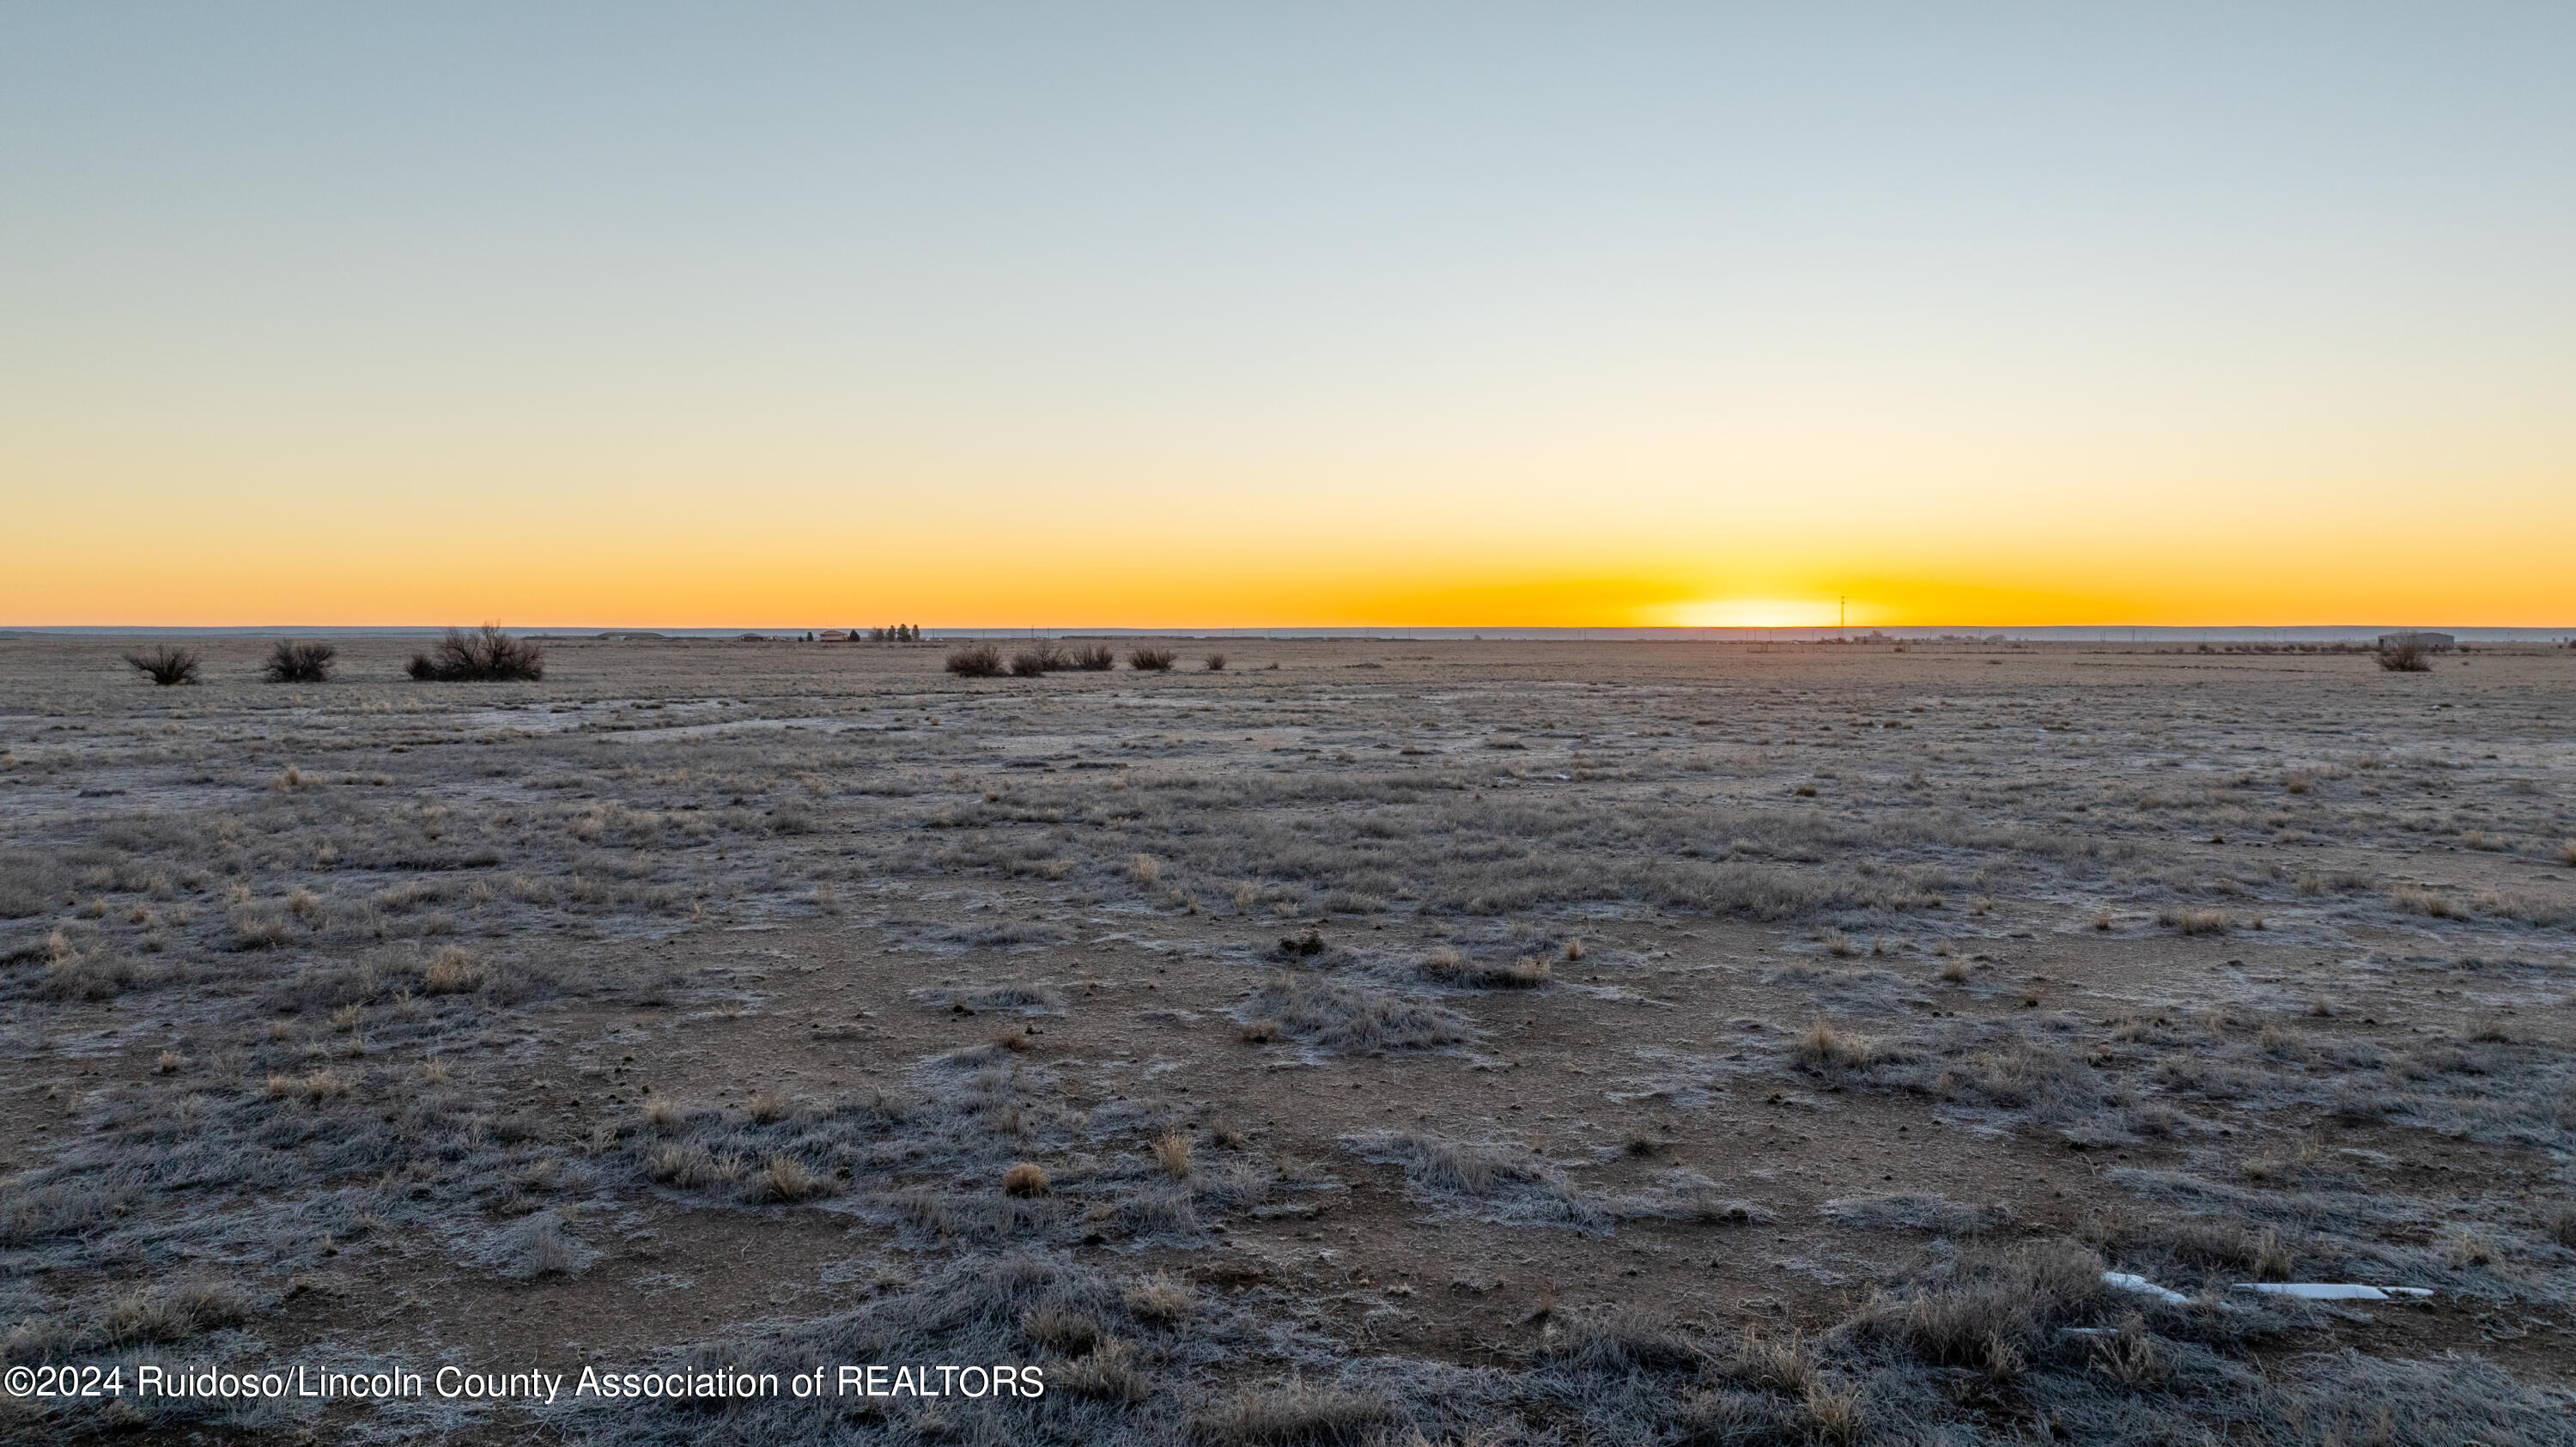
[422,945,486,994]
[1420,949,1551,988]
[1123,1270,1196,1325]
[1189,1377,1392,1446]
[2157,908,2233,936]
[1790,1020,1874,1071]
[1244,973,1472,1052]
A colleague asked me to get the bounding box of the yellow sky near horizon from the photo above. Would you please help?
[9,427,2570,627]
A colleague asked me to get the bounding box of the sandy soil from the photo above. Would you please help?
[2,634,2571,1444]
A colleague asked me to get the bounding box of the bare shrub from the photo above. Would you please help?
[123,645,201,686]
[407,624,543,682]
[1205,653,1225,672]
[1002,1162,1051,1197]
[945,643,1004,678]
[1068,644,1115,672]
[2376,641,2432,672]
[263,640,337,683]
[1128,648,1176,672]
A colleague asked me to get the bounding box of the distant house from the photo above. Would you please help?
[819,630,850,641]
[2377,631,2455,652]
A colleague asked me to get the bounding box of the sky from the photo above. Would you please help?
[3,3,2571,629]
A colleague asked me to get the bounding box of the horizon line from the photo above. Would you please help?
[8,623,2572,640]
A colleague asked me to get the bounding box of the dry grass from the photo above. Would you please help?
[1420,949,1551,988]
[2158,907,2233,935]
[752,1154,828,1203]
[1128,647,1176,672]
[1123,1270,1197,1324]
[1790,1020,1874,1071]
[1001,1162,1051,1197]
[1054,1336,1148,1403]
[1020,1303,1103,1355]
[100,1280,249,1345]
[422,945,486,994]
[1152,1132,1195,1179]
[1190,1377,1393,1446]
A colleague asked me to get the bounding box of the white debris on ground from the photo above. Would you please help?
[2234,1283,2434,1301]
[2102,1271,2191,1305]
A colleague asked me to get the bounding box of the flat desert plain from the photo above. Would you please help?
[3,635,2572,1445]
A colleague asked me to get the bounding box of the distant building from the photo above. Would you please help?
[2377,632,2455,652]
[819,629,850,641]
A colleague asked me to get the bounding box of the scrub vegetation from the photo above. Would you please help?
[2,633,2571,1443]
